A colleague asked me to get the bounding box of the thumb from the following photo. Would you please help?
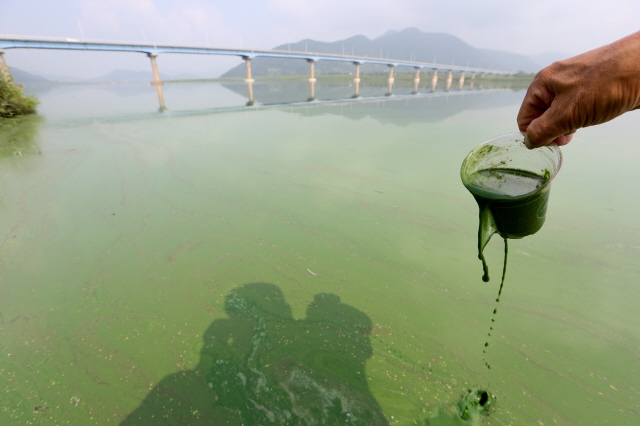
[525,99,576,148]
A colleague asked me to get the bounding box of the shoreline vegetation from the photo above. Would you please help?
[0,74,39,118]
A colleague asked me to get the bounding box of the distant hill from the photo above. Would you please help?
[88,69,211,82]
[528,52,571,68]
[12,69,153,83]
[39,74,86,83]
[477,49,541,74]
[12,68,210,84]
[11,68,49,83]
[222,28,545,78]
[91,69,154,82]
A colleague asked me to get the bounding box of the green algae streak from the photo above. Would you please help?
[463,168,549,369]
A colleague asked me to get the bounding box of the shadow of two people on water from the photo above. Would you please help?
[120,282,389,425]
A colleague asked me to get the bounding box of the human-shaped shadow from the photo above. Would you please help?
[121,283,388,425]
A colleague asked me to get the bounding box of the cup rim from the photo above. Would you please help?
[461,132,563,199]
[482,132,562,181]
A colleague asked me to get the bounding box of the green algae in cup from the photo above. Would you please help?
[461,132,562,282]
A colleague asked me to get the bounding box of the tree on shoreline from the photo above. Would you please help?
[0,74,38,118]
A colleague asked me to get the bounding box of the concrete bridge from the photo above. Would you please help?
[0,35,514,110]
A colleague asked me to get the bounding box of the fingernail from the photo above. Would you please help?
[523,135,533,149]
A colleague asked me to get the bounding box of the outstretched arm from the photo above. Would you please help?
[517,31,640,148]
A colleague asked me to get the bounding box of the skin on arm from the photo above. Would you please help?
[517,31,640,148]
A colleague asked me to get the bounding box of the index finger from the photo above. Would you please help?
[517,82,554,133]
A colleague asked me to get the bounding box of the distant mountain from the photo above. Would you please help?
[11,68,49,83]
[90,69,154,82]
[222,28,542,78]
[528,52,572,68]
[39,69,207,83]
[24,70,150,83]
[39,74,86,83]
[89,69,213,82]
[478,49,541,74]
[165,73,199,80]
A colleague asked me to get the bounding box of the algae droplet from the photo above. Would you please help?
[463,165,551,369]
[482,238,508,369]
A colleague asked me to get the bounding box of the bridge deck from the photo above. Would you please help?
[0,36,512,75]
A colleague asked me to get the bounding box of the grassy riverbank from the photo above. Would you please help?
[0,76,38,118]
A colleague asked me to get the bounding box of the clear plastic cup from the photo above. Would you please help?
[460,132,562,239]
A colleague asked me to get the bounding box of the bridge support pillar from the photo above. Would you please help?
[0,51,11,82]
[307,59,316,101]
[386,65,395,96]
[147,53,166,111]
[243,57,255,106]
[431,70,438,91]
[412,67,421,94]
[353,62,361,98]
[458,72,465,90]
[446,70,453,91]
[470,73,475,89]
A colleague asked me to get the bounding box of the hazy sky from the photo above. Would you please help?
[1,0,639,78]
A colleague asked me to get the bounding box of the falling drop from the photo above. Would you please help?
[482,239,508,369]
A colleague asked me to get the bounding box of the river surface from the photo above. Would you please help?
[1,80,640,425]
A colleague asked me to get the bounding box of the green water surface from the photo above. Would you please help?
[1,82,640,425]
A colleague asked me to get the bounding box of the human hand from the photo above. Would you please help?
[517,31,640,148]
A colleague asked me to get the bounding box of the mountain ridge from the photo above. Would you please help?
[222,28,566,78]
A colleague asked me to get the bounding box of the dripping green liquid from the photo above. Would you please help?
[482,239,507,369]
[463,168,550,280]
[463,168,549,369]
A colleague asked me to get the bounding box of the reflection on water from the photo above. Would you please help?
[223,78,530,106]
[33,79,525,129]
[122,283,387,425]
[2,80,640,425]
[23,77,526,120]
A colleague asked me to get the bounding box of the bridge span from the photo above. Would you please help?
[0,35,515,110]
